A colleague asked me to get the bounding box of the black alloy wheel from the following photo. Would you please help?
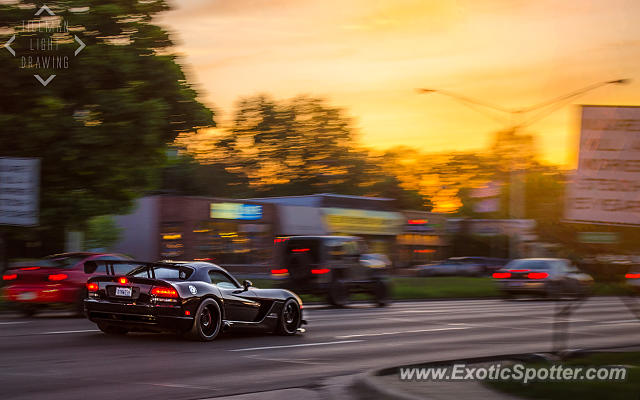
[186,298,222,341]
[277,298,301,335]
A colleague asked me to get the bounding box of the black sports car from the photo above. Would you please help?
[83,260,305,341]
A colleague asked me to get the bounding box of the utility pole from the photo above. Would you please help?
[417,79,630,259]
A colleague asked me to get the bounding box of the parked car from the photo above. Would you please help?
[272,236,391,307]
[415,257,486,277]
[626,268,640,293]
[1,252,129,316]
[492,258,594,299]
[84,260,305,341]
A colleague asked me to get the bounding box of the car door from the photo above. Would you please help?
[208,270,260,322]
[342,239,365,280]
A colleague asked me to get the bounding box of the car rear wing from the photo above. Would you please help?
[84,260,192,279]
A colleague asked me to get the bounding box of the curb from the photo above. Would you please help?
[351,372,424,400]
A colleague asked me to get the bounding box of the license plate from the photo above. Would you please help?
[17,292,37,300]
[508,282,522,287]
[115,287,132,297]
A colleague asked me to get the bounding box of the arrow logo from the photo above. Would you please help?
[74,35,85,56]
[4,35,15,56]
[34,5,55,16]
[34,74,56,86]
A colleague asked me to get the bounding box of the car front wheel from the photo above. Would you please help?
[277,298,301,335]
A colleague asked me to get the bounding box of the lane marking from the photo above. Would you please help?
[599,319,639,324]
[0,321,28,325]
[245,354,327,365]
[39,329,100,335]
[335,326,470,339]
[230,340,363,352]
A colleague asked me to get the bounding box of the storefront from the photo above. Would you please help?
[396,211,449,267]
[115,194,419,269]
[114,196,277,266]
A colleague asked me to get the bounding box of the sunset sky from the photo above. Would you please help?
[158,0,640,167]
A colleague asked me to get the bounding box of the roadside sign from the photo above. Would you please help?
[0,157,40,226]
[577,232,619,244]
[565,105,640,226]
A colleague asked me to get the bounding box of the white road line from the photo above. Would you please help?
[335,326,470,339]
[39,329,100,335]
[0,321,28,325]
[230,340,363,352]
[599,319,639,324]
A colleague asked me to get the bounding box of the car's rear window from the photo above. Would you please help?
[129,266,193,280]
[505,259,552,270]
[40,256,85,269]
[285,239,322,264]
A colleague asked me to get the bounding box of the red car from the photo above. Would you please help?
[2,252,129,316]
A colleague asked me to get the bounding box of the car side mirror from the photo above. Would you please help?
[84,261,98,274]
[242,280,252,291]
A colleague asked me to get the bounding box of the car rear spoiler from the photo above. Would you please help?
[84,260,191,278]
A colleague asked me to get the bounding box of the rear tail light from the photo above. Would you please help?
[271,268,288,275]
[48,273,68,281]
[151,287,179,298]
[86,282,99,291]
[311,268,330,275]
[118,277,128,284]
[2,273,17,281]
[492,272,511,279]
[527,272,549,280]
[626,273,640,279]
[19,267,40,271]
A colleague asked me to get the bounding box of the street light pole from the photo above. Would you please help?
[417,79,630,131]
[417,79,630,258]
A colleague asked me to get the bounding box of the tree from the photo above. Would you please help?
[84,215,121,251]
[225,95,358,194]
[0,1,213,251]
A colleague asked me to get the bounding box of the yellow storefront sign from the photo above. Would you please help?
[322,207,404,236]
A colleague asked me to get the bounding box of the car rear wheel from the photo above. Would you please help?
[502,292,516,300]
[327,280,349,307]
[277,298,301,335]
[545,282,564,300]
[372,279,391,307]
[97,322,128,335]
[186,299,221,341]
[19,305,37,317]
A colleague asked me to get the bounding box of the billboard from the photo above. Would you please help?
[0,157,40,226]
[565,105,640,225]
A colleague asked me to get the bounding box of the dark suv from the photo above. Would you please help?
[272,236,391,307]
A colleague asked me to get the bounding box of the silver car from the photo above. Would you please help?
[492,258,593,298]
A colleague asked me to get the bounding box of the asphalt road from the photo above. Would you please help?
[1,297,638,400]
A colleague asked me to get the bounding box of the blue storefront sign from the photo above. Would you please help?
[210,203,263,220]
